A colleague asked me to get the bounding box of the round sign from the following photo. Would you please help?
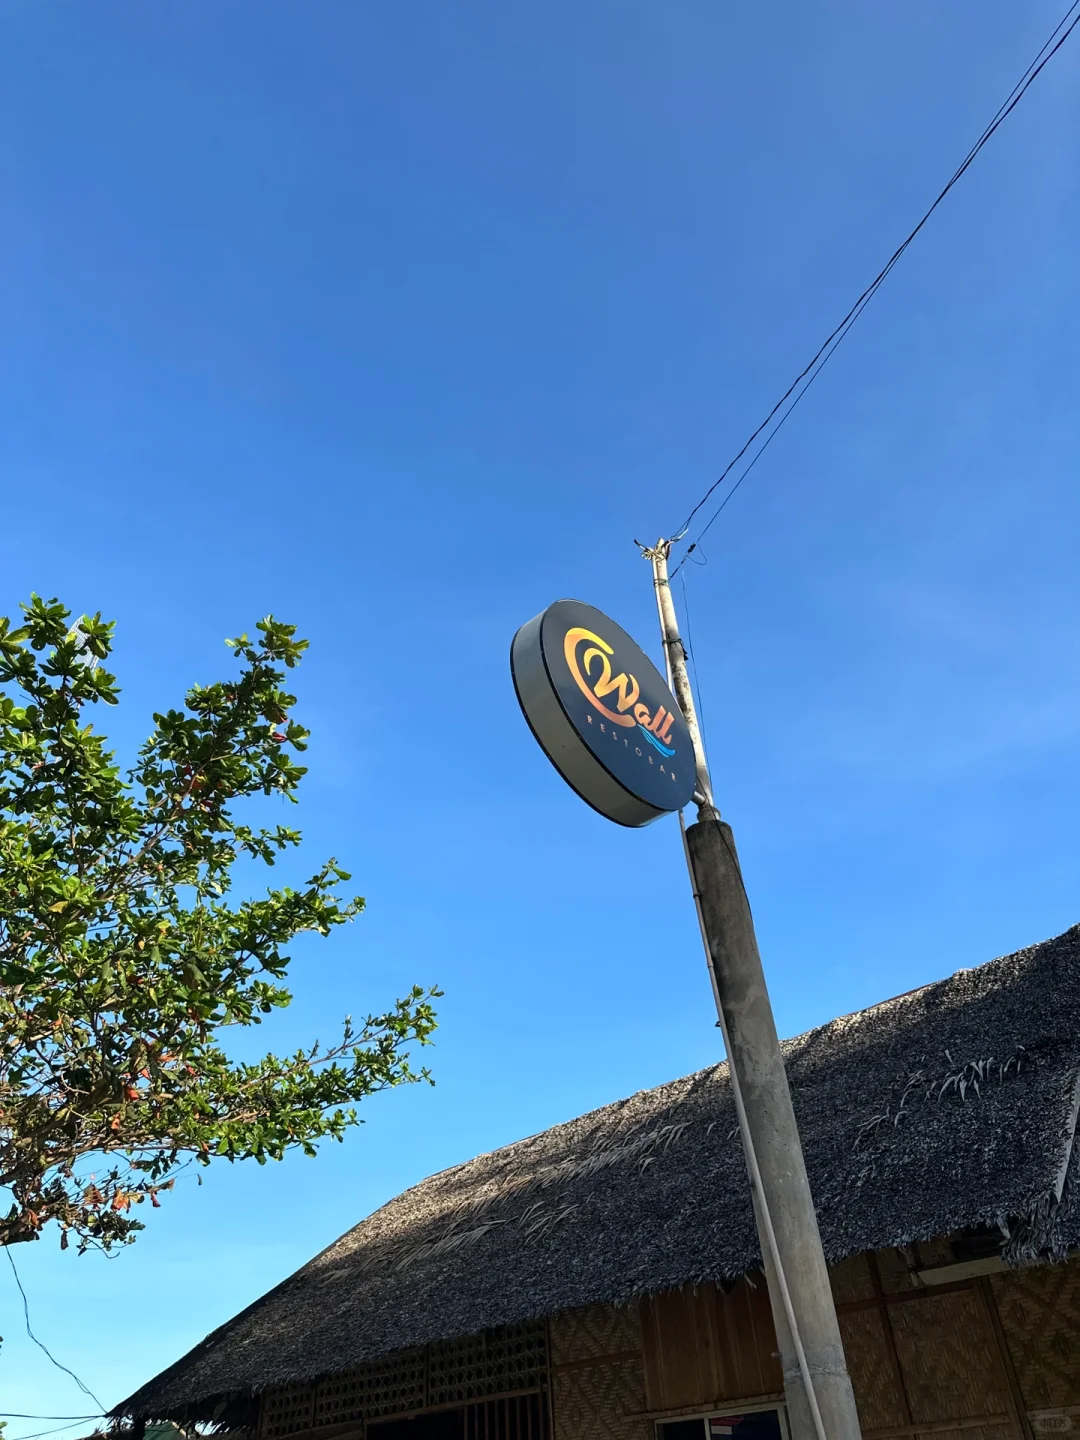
[511,599,696,827]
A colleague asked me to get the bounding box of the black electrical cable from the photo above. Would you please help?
[668,0,1080,568]
[7,1422,105,1440]
[5,1249,107,1411]
[6,1416,104,1440]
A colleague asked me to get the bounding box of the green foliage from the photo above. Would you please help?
[0,598,438,1252]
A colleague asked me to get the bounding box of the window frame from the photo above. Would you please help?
[654,1401,790,1440]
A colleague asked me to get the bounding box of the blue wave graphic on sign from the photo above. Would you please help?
[638,723,676,758]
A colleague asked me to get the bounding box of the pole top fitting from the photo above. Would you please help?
[637,537,671,564]
[692,792,721,824]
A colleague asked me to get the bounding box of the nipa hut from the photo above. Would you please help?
[119,926,1080,1440]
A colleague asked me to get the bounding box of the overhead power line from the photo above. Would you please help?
[7,1423,105,1440]
[668,0,1080,575]
[5,1249,107,1412]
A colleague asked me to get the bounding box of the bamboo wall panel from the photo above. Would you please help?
[888,1289,1012,1427]
[639,1278,781,1413]
[549,1304,649,1440]
[907,1425,1013,1440]
[550,1303,641,1366]
[262,1384,316,1439]
[830,1254,875,1306]
[875,1247,918,1296]
[992,1260,1080,1413]
[837,1308,909,1432]
[311,1348,427,1430]
[259,1323,547,1439]
[551,1358,648,1440]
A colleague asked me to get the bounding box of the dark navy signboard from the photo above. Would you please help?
[511,599,695,827]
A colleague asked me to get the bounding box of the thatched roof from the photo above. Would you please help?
[121,925,1080,1422]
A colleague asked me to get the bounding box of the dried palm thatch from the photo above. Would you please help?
[120,925,1080,1425]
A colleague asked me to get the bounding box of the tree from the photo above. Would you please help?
[0,597,437,1252]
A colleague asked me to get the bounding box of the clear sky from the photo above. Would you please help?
[2,0,1078,1426]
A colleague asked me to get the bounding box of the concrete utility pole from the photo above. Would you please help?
[645,538,862,1440]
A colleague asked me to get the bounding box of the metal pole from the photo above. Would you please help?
[646,538,862,1440]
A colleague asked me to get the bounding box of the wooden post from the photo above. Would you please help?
[646,538,862,1440]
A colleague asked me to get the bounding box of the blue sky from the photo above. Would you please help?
[2,0,1078,1425]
